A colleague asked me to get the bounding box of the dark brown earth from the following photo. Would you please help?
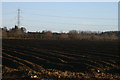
[2,39,120,80]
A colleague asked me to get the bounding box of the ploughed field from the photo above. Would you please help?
[2,39,120,79]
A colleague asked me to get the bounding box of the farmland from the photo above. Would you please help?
[2,39,120,79]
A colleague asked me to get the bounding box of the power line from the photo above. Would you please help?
[29,13,117,20]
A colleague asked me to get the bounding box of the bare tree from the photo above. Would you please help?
[68,30,79,39]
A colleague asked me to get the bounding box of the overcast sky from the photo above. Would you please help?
[2,2,118,32]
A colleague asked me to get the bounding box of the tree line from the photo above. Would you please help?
[1,26,120,40]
